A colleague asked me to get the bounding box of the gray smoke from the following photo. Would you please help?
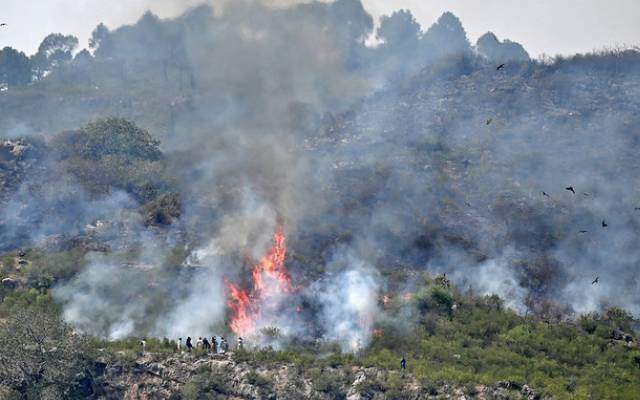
[0,0,638,350]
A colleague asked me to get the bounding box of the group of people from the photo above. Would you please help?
[176,336,244,354]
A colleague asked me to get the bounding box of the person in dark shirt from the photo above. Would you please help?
[186,337,193,352]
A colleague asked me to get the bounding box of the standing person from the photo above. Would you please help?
[186,337,193,352]
[400,355,407,371]
[177,338,183,352]
[202,337,211,350]
[140,338,147,355]
[211,337,218,354]
[220,337,227,354]
[237,337,244,350]
[196,337,203,349]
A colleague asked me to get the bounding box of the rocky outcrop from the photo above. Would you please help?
[91,353,545,399]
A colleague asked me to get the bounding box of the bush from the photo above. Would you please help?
[245,371,269,387]
[309,368,346,399]
[579,313,600,334]
[183,371,230,400]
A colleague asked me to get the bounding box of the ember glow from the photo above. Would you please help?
[225,226,293,336]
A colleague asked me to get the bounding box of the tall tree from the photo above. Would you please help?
[32,33,79,79]
[0,46,32,87]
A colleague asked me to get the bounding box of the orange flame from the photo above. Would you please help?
[225,225,292,336]
[251,226,291,294]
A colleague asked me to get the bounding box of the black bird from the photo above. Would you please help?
[496,63,505,71]
[465,202,472,208]
[579,230,588,234]
[635,208,640,211]
[583,192,591,197]
[486,118,493,125]
[542,191,550,198]
[592,276,599,285]
[602,220,608,228]
[565,186,575,194]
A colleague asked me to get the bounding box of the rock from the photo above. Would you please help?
[91,353,545,399]
[1,278,17,289]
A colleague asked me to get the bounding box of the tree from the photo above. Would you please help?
[0,309,90,397]
[89,23,111,55]
[476,32,530,62]
[0,46,32,87]
[420,12,471,61]
[377,10,421,48]
[32,33,79,79]
[52,118,162,161]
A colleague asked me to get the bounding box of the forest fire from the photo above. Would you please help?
[225,226,293,336]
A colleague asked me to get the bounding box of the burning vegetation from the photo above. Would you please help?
[225,226,293,337]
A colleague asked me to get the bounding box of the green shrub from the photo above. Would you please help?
[183,371,230,400]
[579,313,600,334]
[309,368,346,399]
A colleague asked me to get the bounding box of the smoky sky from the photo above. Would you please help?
[1,0,639,56]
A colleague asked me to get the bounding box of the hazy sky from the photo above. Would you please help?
[0,0,638,57]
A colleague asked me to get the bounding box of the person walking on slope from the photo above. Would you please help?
[186,337,193,352]
[400,355,407,371]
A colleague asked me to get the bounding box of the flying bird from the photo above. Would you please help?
[579,230,588,234]
[486,118,493,125]
[496,64,505,71]
[602,220,608,228]
[542,191,550,198]
[0,23,7,27]
[592,276,599,285]
[635,207,640,211]
[583,192,591,197]
[465,202,472,208]
[565,186,575,194]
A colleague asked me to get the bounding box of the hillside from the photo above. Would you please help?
[1,1,640,399]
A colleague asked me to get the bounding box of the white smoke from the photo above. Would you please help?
[311,250,380,352]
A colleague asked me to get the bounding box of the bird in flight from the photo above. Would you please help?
[496,64,505,71]
[592,276,599,285]
[0,23,7,27]
[602,220,608,228]
[565,186,575,194]
[579,230,588,233]
[465,202,472,208]
[542,191,550,198]
[583,192,591,197]
[486,118,493,125]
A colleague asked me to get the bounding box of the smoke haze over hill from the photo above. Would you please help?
[0,0,639,350]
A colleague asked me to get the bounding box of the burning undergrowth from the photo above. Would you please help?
[222,225,381,351]
[224,225,294,337]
